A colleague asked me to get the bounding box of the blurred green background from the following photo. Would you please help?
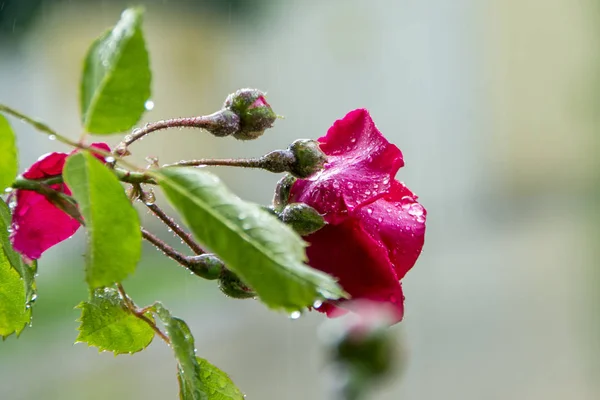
[0,0,598,399]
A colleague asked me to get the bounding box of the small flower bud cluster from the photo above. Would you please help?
[222,88,277,140]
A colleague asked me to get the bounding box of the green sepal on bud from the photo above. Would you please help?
[287,139,327,178]
[280,203,325,236]
[202,109,240,137]
[272,174,296,211]
[333,323,394,379]
[223,88,277,140]
[188,254,223,280]
[218,269,256,299]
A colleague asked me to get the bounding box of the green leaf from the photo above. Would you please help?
[155,168,345,312]
[63,152,141,288]
[80,7,151,134]
[154,304,244,400]
[76,287,154,354]
[0,249,30,338]
[0,115,18,191]
[183,357,245,400]
[0,200,37,311]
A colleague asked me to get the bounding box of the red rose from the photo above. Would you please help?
[289,109,426,323]
[10,143,111,260]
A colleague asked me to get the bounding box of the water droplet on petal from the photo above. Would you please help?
[365,190,371,196]
[144,100,155,110]
[347,182,354,189]
[382,178,390,185]
[366,208,373,215]
[407,203,424,218]
[350,138,357,143]
[289,311,302,320]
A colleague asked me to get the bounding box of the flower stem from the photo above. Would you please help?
[116,283,171,345]
[11,168,155,191]
[145,202,204,255]
[113,110,239,156]
[162,149,294,174]
[141,228,192,266]
[0,104,73,146]
[162,158,264,168]
[141,228,224,279]
[0,103,151,175]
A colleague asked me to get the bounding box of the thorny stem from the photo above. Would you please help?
[145,203,204,255]
[116,283,171,345]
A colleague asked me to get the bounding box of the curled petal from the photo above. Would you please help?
[354,182,426,280]
[23,152,67,179]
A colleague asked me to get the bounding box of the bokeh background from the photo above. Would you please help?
[1,0,598,399]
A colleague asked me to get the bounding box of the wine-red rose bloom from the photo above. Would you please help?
[289,109,426,323]
[10,143,111,260]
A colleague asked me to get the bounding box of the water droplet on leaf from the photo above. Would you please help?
[48,135,56,141]
[144,100,155,110]
[289,311,301,320]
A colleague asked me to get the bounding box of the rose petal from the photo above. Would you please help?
[23,152,67,179]
[354,181,426,280]
[81,142,111,162]
[304,218,405,323]
[290,109,404,223]
[10,142,112,259]
[11,188,80,260]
